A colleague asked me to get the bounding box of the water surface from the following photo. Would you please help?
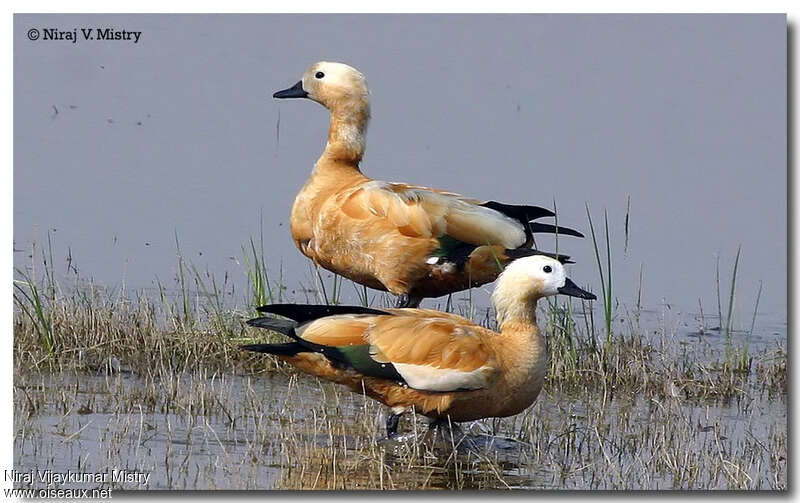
[13,14,787,318]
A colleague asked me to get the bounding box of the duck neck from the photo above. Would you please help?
[491,275,542,332]
[495,299,539,335]
[494,291,547,383]
[320,103,370,167]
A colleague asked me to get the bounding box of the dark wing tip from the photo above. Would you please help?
[255,303,391,323]
[481,201,555,222]
[240,342,307,356]
[527,222,585,238]
[246,316,297,336]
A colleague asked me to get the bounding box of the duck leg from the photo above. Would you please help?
[386,412,402,439]
[394,294,410,308]
[394,294,422,308]
[428,418,465,439]
[428,418,449,432]
[428,418,474,450]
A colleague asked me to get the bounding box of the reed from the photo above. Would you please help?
[724,245,742,342]
[748,281,763,339]
[712,246,754,373]
[13,269,55,360]
[243,236,273,310]
[173,232,194,331]
[13,236,57,361]
[585,204,613,348]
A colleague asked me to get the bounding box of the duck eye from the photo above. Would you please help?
[315,71,325,79]
[543,265,552,273]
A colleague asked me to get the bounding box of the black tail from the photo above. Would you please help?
[244,322,371,371]
[505,248,574,264]
[246,316,297,335]
[243,317,310,354]
[245,311,367,365]
[481,201,584,239]
[240,342,307,356]
[244,315,334,358]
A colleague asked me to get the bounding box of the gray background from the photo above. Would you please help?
[14,14,786,320]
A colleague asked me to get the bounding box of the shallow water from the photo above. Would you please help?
[13,371,786,490]
[13,311,787,491]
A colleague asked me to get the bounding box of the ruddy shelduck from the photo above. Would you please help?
[241,254,596,438]
[273,61,584,307]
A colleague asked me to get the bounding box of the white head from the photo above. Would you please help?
[273,61,370,114]
[273,61,371,161]
[491,255,595,327]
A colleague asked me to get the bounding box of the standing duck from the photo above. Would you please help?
[241,254,596,438]
[274,61,583,307]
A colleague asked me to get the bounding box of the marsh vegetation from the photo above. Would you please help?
[13,211,787,490]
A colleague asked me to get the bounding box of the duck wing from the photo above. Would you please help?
[339,181,531,249]
[339,181,582,261]
[247,306,498,392]
[298,309,498,392]
[245,307,406,382]
[365,312,498,391]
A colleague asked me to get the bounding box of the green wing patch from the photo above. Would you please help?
[337,345,405,383]
[433,235,477,266]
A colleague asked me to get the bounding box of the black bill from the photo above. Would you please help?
[558,278,596,300]
[273,80,308,99]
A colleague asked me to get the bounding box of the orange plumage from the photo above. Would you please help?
[275,61,582,306]
[242,255,597,435]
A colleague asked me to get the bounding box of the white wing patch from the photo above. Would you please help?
[443,200,526,249]
[393,362,494,392]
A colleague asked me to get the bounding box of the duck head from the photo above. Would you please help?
[273,61,370,113]
[491,254,595,327]
[274,61,371,162]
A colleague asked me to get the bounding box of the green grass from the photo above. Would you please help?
[13,236,58,361]
[243,236,274,309]
[13,271,55,360]
[174,232,194,330]
[748,280,763,339]
[724,246,742,342]
[711,245,753,373]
